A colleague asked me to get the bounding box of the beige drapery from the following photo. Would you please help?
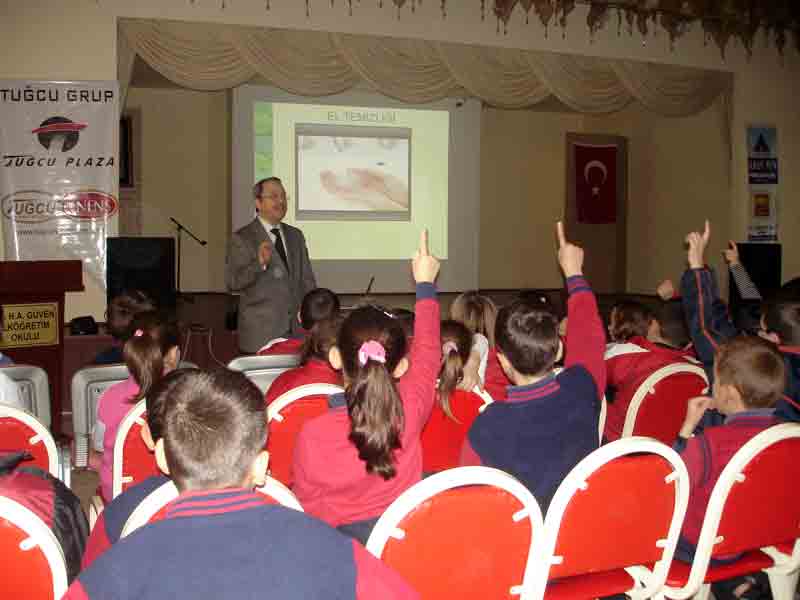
[119,19,732,118]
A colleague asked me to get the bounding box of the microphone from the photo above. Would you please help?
[365,276,375,296]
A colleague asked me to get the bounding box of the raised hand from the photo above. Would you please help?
[686,219,710,270]
[723,240,740,266]
[679,395,713,438]
[412,229,440,283]
[258,240,272,268]
[656,279,675,301]
[556,221,584,278]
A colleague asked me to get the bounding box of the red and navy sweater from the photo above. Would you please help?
[460,275,606,509]
[65,488,418,600]
[81,474,169,569]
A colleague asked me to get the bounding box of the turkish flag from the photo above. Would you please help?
[575,144,617,224]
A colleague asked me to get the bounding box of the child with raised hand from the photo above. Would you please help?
[66,369,417,600]
[681,221,800,423]
[421,319,488,473]
[292,230,440,544]
[82,368,185,568]
[460,222,606,509]
[91,310,180,502]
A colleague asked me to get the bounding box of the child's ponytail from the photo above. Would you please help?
[437,320,473,422]
[123,311,181,403]
[339,307,407,480]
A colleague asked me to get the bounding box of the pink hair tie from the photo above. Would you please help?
[442,341,459,356]
[358,340,386,366]
[133,329,144,337]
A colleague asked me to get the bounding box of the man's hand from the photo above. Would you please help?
[656,279,675,301]
[258,240,272,268]
[686,220,710,270]
[556,221,584,278]
[679,395,712,438]
[412,229,440,284]
[723,240,740,266]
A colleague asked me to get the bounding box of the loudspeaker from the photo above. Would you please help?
[107,237,176,309]
[729,243,782,311]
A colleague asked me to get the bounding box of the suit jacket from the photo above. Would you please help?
[226,219,316,353]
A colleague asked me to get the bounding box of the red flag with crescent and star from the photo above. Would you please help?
[575,143,617,224]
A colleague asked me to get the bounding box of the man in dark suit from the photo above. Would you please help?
[226,177,316,353]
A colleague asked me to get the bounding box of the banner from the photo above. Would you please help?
[0,81,119,288]
[574,143,618,224]
[746,125,778,242]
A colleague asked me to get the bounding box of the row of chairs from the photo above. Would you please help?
[7,425,798,600]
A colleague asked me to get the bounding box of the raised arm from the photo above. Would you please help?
[558,222,606,398]
[724,240,762,301]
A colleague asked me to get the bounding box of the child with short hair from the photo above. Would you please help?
[93,289,156,365]
[292,230,440,544]
[81,368,185,568]
[603,299,697,442]
[421,319,487,473]
[66,368,418,600]
[258,287,340,355]
[460,223,606,509]
[91,310,180,502]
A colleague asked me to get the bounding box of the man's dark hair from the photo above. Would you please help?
[299,288,340,331]
[252,177,283,200]
[653,300,689,348]
[494,298,560,377]
[162,369,266,491]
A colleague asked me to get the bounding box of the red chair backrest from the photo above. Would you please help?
[116,410,159,497]
[629,370,707,444]
[380,485,532,599]
[548,454,676,578]
[0,416,52,474]
[267,395,329,487]
[421,390,485,472]
[713,437,800,556]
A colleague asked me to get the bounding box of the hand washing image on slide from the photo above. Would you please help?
[296,125,411,219]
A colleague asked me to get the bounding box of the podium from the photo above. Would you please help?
[0,260,84,436]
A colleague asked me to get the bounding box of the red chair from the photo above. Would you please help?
[0,495,68,599]
[0,405,61,480]
[366,466,543,600]
[120,476,303,538]
[112,398,159,498]
[658,423,800,600]
[266,383,344,487]
[621,363,709,444]
[528,437,690,600]
[421,388,491,472]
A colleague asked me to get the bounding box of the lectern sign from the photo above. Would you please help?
[0,81,119,289]
[0,302,59,349]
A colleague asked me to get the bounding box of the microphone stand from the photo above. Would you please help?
[170,217,207,299]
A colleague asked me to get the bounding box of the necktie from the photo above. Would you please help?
[271,228,289,272]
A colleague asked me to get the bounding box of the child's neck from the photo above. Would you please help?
[512,371,552,387]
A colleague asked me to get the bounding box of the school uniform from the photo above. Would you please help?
[257,331,307,356]
[264,358,342,406]
[460,276,606,509]
[81,474,169,569]
[603,336,697,442]
[65,488,418,600]
[421,389,486,473]
[292,283,440,528]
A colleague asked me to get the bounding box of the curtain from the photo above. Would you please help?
[118,18,733,119]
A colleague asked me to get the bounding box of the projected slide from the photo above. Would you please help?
[296,124,411,220]
[253,101,449,260]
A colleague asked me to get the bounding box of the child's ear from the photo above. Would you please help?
[328,346,342,370]
[250,450,270,489]
[647,318,660,341]
[165,346,180,371]
[392,357,409,379]
[297,310,302,326]
[154,438,171,476]
[140,421,155,451]
[555,340,564,363]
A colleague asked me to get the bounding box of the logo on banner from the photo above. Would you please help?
[32,116,87,152]
[1,190,118,224]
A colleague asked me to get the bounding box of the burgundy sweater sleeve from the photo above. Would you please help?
[399,283,441,435]
[564,276,606,399]
[353,541,420,600]
[80,512,112,570]
[459,438,483,467]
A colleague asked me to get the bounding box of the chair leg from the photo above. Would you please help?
[765,569,799,600]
